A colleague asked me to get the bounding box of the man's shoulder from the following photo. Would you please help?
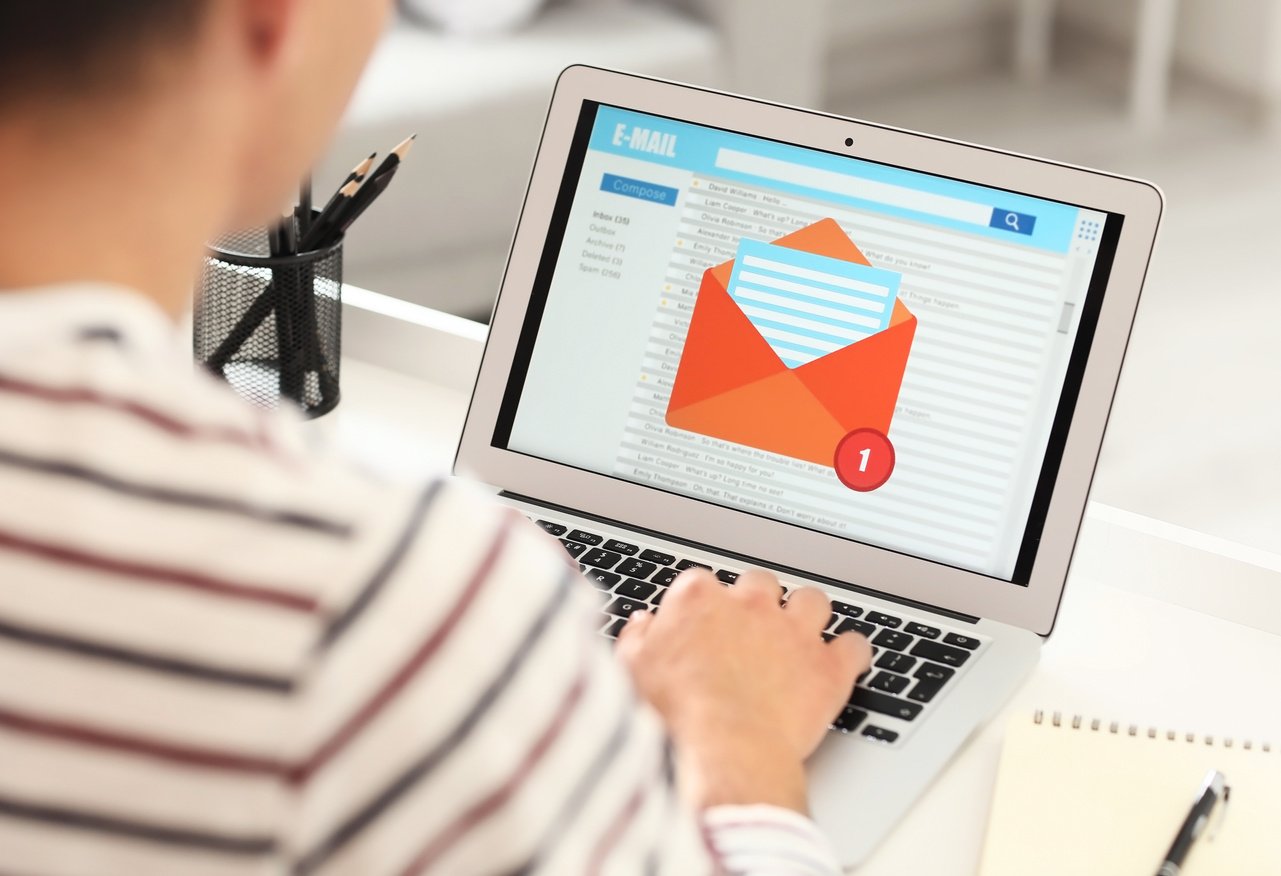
[0,310,443,629]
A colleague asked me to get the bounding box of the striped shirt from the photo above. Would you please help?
[0,285,846,875]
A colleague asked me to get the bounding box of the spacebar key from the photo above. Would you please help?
[851,689,923,721]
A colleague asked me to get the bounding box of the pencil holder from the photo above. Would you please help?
[193,213,343,418]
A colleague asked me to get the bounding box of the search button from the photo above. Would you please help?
[989,209,1036,235]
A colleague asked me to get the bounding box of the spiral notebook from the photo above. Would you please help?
[979,710,1281,875]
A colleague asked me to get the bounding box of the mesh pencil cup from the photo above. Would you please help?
[193,215,343,418]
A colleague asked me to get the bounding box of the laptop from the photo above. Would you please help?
[455,65,1162,867]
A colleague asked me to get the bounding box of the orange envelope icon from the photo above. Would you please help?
[666,218,916,467]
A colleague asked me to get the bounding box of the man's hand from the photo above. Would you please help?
[615,568,871,814]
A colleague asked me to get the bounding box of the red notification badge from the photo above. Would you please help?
[834,428,895,492]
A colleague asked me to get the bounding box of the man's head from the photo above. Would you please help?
[0,0,392,235]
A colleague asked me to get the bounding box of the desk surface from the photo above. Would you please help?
[321,291,1281,874]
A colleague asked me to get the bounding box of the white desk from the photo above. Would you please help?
[322,287,1281,875]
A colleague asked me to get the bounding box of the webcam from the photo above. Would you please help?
[844,137,854,147]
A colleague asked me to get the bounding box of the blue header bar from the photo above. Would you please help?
[589,106,1077,254]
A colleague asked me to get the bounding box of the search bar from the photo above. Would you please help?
[714,148,1035,236]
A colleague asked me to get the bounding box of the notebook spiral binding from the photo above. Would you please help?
[1032,709,1273,753]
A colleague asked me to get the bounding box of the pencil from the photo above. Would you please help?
[345,152,377,186]
[366,134,416,182]
[298,176,313,235]
[320,135,417,244]
[300,154,376,253]
[325,170,394,241]
[299,180,360,252]
[284,211,300,255]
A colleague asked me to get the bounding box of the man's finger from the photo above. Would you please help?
[665,568,718,607]
[614,609,652,664]
[782,585,830,630]
[827,630,874,682]
[733,569,784,604]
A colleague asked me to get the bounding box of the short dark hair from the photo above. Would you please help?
[0,1,209,108]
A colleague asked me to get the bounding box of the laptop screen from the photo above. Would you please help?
[492,102,1122,584]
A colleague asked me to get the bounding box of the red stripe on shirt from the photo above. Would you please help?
[0,518,514,783]
[700,818,731,876]
[0,527,319,613]
[287,516,514,786]
[0,706,283,775]
[0,373,276,456]
[587,782,649,876]
[398,666,591,876]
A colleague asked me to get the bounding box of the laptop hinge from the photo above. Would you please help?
[501,491,981,625]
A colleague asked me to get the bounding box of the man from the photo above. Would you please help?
[0,2,870,873]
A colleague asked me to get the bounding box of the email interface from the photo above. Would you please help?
[503,105,1116,581]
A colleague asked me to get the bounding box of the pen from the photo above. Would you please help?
[1156,770,1228,876]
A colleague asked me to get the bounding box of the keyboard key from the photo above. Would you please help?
[652,568,680,586]
[616,578,657,600]
[832,705,867,733]
[604,597,648,618]
[581,548,622,570]
[913,661,955,683]
[560,539,587,559]
[861,725,899,744]
[602,539,639,556]
[910,640,972,668]
[872,629,913,652]
[675,559,711,572]
[821,632,835,642]
[583,569,620,589]
[602,617,626,638]
[943,632,981,651]
[905,622,940,639]
[869,672,910,695]
[639,549,675,565]
[836,618,876,637]
[876,652,916,674]
[831,601,863,617]
[826,613,839,630]
[907,677,945,703]
[567,529,603,546]
[536,520,567,536]
[850,689,923,721]
[651,588,667,606]
[715,570,739,584]
[616,559,658,579]
[865,611,902,628]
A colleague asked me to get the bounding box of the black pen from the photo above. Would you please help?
[1156,770,1228,876]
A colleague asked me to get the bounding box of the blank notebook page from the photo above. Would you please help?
[979,712,1281,876]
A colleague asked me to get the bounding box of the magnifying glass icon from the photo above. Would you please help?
[1004,211,1020,232]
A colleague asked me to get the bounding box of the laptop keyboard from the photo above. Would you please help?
[533,516,988,747]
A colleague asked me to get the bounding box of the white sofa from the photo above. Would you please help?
[318,0,829,319]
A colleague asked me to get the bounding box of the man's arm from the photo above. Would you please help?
[284,476,864,874]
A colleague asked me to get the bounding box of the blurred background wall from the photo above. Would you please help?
[318,0,1281,555]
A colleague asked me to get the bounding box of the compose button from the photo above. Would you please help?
[601,173,679,206]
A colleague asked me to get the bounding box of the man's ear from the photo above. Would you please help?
[237,0,303,71]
